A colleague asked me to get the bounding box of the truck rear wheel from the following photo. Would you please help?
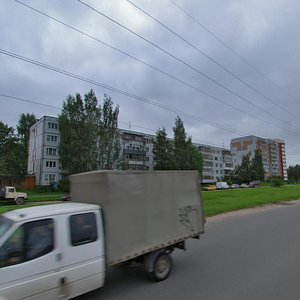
[148,252,172,282]
[15,197,24,205]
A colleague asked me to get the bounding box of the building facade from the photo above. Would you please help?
[230,136,287,180]
[196,144,233,183]
[28,116,62,185]
[119,130,154,171]
[29,116,287,186]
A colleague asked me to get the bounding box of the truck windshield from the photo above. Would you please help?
[0,216,13,239]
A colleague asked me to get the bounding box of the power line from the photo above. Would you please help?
[168,0,300,111]
[3,91,299,151]
[0,93,61,109]
[0,48,251,136]
[13,0,300,136]
[127,0,300,123]
[76,0,300,133]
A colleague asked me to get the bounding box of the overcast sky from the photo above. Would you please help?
[1,0,300,166]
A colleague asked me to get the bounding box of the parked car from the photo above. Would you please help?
[240,183,249,188]
[230,183,240,189]
[249,181,260,188]
[216,182,230,189]
[204,185,217,191]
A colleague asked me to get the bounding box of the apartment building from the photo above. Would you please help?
[27,117,156,184]
[30,117,283,186]
[196,144,234,183]
[230,136,287,180]
[119,129,154,171]
[28,116,62,185]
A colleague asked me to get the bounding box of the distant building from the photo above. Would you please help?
[119,129,154,171]
[230,136,287,180]
[27,116,156,184]
[28,116,63,186]
[195,144,233,183]
[29,116,286,186]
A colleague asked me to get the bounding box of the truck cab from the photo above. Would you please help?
[0,186,28,205]
[0,203,105,300]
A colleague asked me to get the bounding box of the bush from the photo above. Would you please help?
[59,179,70,193]
[270,177,284,187]
[34,185,52,193]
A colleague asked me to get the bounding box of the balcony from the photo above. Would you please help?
[123,148,146,156]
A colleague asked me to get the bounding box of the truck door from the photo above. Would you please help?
[58,210,105,298]
[6,187,15,199]
[0,217,62,299]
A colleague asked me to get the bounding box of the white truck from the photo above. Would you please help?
[0,186,27,205]
[0,171,205,300]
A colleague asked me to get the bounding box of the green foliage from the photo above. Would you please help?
[58,90,120,175]
[34,185,52,193]
[0,122,26,181]
[270,176,284,187]
[153,116,202,173]
[251,150,265,181]
[232,150,265,183]
[58,179,70,193]
[287,164,300,182]
[17,113,37,157]
[153,127,173,170]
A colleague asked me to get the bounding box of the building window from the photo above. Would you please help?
[214,157,218,161]
[215,163,218,167]
[46,161,57,168]
[46,148,57,156]
[45,174,56,181]
[48,122,58,130]
[47,135,58,143]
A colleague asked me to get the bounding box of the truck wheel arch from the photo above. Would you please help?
[143,250,173,282]
[14,197,25,205]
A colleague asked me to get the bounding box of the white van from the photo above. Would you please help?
[216,182,229,189]
[0,203,105,299]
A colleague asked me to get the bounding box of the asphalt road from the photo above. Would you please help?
[77,202,300,300]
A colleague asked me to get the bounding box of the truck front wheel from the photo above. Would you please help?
[15,198,24,205]
[148,252,172,282]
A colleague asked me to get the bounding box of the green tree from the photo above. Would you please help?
[153,127,173,170]
[0,122,25,181]
[153,116,202,173]
[97,94,120,170]
[233,152,252,183]
[251,149,264,181]
[17,113,37,172]
[287,164,300,182]
[173,116,189,169]
[59,90,120,174]
[185,138,202,173]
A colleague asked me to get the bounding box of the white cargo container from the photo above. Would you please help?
[71,170,205,266]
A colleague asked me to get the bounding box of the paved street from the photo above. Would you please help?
[77,202,300,300]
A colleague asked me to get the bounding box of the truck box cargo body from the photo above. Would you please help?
[70,170,205,266]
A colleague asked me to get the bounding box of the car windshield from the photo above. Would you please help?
[0,216,13,239]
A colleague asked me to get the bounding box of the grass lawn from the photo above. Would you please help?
[1,185,300,216]
[0,192,63,214]
[202,185,300,216]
